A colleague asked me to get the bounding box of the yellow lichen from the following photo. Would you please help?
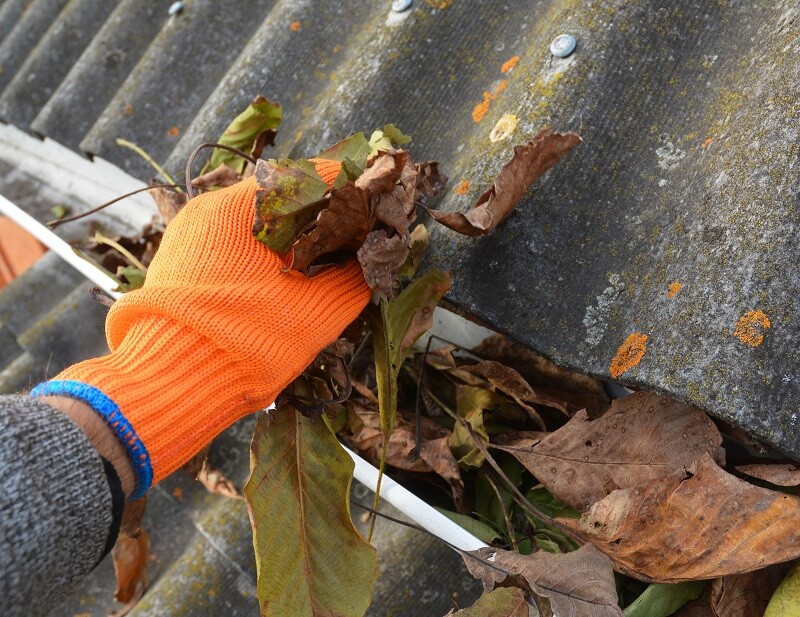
[733,310,771,347]
[610,332,648,379]
[666,281,682,298]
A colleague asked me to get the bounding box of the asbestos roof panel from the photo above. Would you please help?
[0,0,798,462]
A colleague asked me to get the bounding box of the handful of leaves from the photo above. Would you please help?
[252,125,581,296]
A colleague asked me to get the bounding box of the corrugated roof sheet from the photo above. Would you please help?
[0,0,797,486]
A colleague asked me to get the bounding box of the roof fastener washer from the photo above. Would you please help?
[550,34,577,58]
[168,1,184,16]
[392,0,413,13]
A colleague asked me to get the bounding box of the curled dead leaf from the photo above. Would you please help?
[112,529,150,606]
[427,128,581,236]
[463,543,622,616]
[736,463,800,487]
[149,182,188,225]
[496,391,725,511]
[191,163,242,190]
[562,454,800,582]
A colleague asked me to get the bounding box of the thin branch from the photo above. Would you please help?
[88,287,115,308]
[92,231,147,272]
[486,474,518,551]
[185,142,257,200]
[46,184,184,228]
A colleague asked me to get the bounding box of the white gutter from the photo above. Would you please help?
[0,188,485,553]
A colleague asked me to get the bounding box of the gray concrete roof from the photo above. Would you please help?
[1,0,796,457]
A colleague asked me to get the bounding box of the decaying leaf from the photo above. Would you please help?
[445,587,528,616]
[450,385,496,468]
[149,182,188,225]
[182,443,212,479]
[357,229,410,296]
[712,562,793,617]
[317,124,411,174]
[204,95,282,174]
[463,543,622,616]
[736,463,800,487]
[495,391,724,511]
[562,454,800,582]
[473,333,610,417]
[435,507,502,544]
[343,402,465,511]
[196,460,244,500]
[244,398,377,617]
[253,158,330,252]
[111,530,150,606]
[191,163,242,190]
[119,496,148,539]
[427,128,581,236]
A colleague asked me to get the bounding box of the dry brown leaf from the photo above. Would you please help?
[496,391,724,511]
[562,454,800,582]
[355,149,406,195]
[196,460,244,500]
[372,156,418,235]
[466,360,559,424]
[445,587,528,616]
[291,181,370,271]
[344,403,465,511]
[711,562,793,616]
[191,163,242,190]
[149,183,188,225]
[119,496,147,539]
[414,161,448,207]
[427,128,581,236]
[473,333,609,417]
[356,229,410,296]
[111,529,150,606]
[182,443,212,479]
[463,543,622,616]
[736,463,800,487]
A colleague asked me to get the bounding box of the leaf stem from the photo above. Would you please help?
[92,231,147,272]
[116,138,181,189]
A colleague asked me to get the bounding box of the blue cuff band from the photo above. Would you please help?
[30,380,153,499]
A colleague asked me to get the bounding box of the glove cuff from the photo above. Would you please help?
[33,316,280,494]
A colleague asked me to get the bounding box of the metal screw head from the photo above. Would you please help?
[168,1,184,16]
[392,0,412,13]
[550,34,577,58]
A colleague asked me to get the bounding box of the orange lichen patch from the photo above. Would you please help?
[290,21,302,32]
[610,332,648,379]
[666,281,683,298]
[455,179,470,195]
[172,487,183,502]
[501,55,520,73]
[733,310,771,347]
[124,103,134,116]
[701,137,715,149]
[167,126,180,137]
[472,80,507,123]
[426,0,454,8]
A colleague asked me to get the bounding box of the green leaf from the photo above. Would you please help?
[115,265,145,292]
[623,581,706,617]
[766,563,800,616]
[317,132,372,167]
[50,205,68,219]
[434,507,502,544]
[245,399,377,617]
[207,95,282,174]
[451,386,494,468]
[368,124,412,155]
[446,587,528,616]
[525,487,581,519]
[253,158,330,252]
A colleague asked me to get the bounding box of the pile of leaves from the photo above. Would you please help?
[75,96,800,616]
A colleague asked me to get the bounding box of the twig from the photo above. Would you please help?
[350,501,512,577]
[458,418,584,545]
[116,138,181,188]
[46,184,184,228]
[486,474,518,551]
[88,287,115,308]
[412,335,437,461]
[184,142,258,200]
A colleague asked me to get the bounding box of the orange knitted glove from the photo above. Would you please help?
[31,159,369,497]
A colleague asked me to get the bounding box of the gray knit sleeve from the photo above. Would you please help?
[0,395,121,617]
